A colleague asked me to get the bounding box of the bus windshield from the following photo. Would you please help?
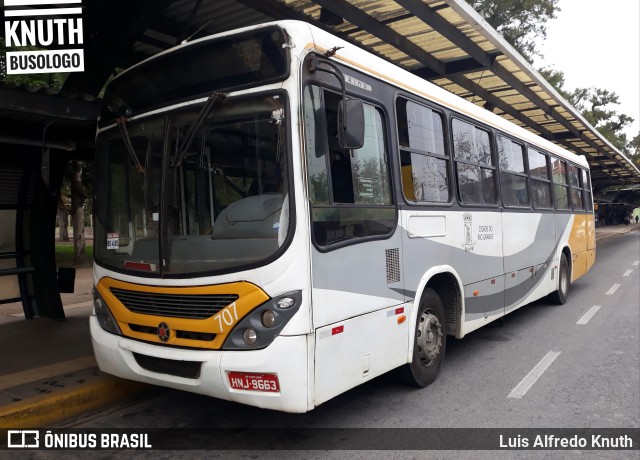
[94,93,290,277]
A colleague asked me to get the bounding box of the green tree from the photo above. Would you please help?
[0,37,65,89]
[569,87,634,153]
[538,68,637,156]
[538,67,572,100]
[464,0,560,62]
[628,134,640,169]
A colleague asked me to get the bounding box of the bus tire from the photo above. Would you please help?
[550,253,570,305]
[401,288,446,388]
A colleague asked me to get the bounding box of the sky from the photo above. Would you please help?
[534,0,640,143]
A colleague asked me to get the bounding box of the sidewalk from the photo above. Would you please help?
[0,267,151,428]
[0,223,638,428]
[594,222,639,242]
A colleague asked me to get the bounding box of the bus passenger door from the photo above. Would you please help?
[303,84,407,406]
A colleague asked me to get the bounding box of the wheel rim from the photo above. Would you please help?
[416,309,443,367]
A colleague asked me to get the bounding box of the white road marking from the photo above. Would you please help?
[577,305,601,325]
[633,261,639,266]
[606,284,621,295]
[623,270,633,277]
[508,350,561,399]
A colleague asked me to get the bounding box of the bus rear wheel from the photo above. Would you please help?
[401,288,446,388]
[550,253,570,305]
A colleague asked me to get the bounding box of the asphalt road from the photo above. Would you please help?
[17,230,639,459]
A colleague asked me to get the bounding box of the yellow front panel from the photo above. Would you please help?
[96,278,270,350]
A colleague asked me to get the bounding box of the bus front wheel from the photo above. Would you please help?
[402,288,446,388]
[550,253,570,305]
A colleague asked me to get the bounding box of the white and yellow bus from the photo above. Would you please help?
[91,20,595,412]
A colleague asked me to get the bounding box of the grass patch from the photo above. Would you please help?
[55,244,93,268]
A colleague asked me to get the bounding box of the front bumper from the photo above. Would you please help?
[90,315,310,413]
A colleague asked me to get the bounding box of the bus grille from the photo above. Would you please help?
[133,353,202,379]
[128,324,216,342]
[110,288,238,319]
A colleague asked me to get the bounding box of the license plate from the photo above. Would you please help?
[227,372,280,393]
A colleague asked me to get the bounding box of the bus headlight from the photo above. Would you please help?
[93,288,122,336]
[261,310,276,328]
[243,328,258,345]
[222,290,302,350]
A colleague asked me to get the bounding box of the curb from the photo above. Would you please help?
[0,375,151,428]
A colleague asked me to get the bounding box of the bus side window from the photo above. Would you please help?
[551,156,570,210]
[568,164,583,211]
[528,148,552,209]
[325,107,355,203]
[497,135,529,208]
[303,84,395,247]
[582,168,593,212]
[452,118,496,205]
[396,98,449,203]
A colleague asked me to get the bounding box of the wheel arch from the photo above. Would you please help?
[407,266,464,362]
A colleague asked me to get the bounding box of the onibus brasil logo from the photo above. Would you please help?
[3,0,84,75]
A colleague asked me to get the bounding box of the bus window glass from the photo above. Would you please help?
[527,148,552,209]
[568,164,583,210]
[498,136,528,207]
[303,85,330,204]
[582,169,593,212]
[551,156,569,210]
[397,98,449,203]
[95,118,164,271]
[475,129,492,166]
[404,101,445,155]
[500,174,528,207]
[94,93,291,276]
[304,85,395,247]
[452,118,496,204]
[498,136,525,173]
[351,104,392,205]
[403,153,449,202]
[453,119,492,164]
[571,187,583,210]
[528,149,548,180]
[568,164,580,187]
[457,163,496,204]
[582,168,591,189]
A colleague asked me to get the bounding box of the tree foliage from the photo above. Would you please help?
[0,37,65,89]
[541,68,637,156]
[537,67,572,100]
[628,134,640,168]
[468,2,639,165]
[571,88,634,150]
[465,0,560,62]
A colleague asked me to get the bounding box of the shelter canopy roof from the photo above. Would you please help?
[2,0,638,188]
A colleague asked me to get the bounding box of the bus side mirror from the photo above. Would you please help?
[338,98,364,149]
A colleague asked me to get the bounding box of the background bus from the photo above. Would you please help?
[91,20,595,412]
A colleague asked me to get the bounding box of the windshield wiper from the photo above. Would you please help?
[173,91,227,167]
[116,116,145,173]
